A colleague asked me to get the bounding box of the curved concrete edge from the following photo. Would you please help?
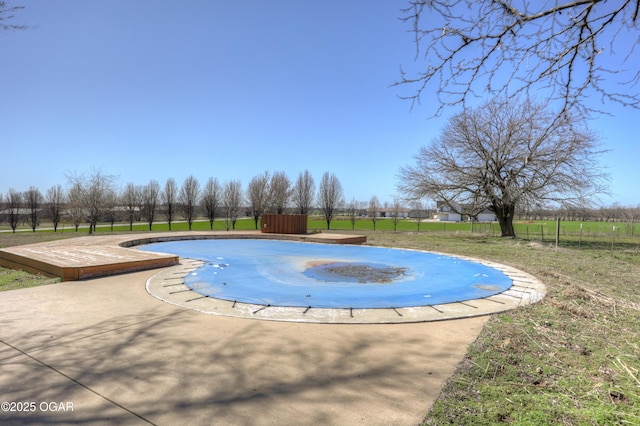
[145,250,546,324]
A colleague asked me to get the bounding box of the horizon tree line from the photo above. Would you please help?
[1,162,637,235]
[0,169,354,233]
[1,177,638,234]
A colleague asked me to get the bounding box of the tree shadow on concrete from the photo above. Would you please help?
[1,303,473,425]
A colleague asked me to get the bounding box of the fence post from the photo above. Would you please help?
[579,223,583,249]
[555,218,560,248]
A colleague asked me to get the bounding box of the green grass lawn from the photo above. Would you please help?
[1,222,639,424]
[3,215,638,241]
[0,268,59,291]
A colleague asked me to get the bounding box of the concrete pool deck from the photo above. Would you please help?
[1,268,490,425]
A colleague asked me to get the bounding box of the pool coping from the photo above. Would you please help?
[146,248,546,324]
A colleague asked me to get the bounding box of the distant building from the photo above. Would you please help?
[373,207,411,218]
[475,210,497,222]
[434,203,462,222]
[434,201,496,222]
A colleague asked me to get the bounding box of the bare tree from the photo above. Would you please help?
[269,171,291,214]
[141,179,160,230]
[222,179,243,231]
[397,1,640,118]
[398,97,607,237]
[5,189,21,233]
[102,190,119,231]
[179,175,200,230]
[46,184,65,232]
[318,172,344,229]
[66,170,116,234]
[292,170,315,214]
[246,171,271,230]
[121,182,141,231]
[67,182,83,232]
[0,1,26,31]
[24,186,42,232]
[411,199,426,232]
[368,195,381,231]
[390,198,403,231]
[162,178,178,230]
[135,187,146,225]
[202,177,222,230]
[347,198,360,230]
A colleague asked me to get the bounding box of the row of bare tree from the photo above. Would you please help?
[2,177,637,235]
[518,204,640,223]
[0,170,348,233]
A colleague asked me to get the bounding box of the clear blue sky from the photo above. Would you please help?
[1,1,638,207]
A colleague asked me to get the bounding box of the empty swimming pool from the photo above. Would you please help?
[142,239,513,309]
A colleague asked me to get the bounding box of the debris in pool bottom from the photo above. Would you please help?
[307,262,408,284]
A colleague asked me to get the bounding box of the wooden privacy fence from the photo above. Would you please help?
[261,214,308,234]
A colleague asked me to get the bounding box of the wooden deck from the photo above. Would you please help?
[0,231,366,281]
